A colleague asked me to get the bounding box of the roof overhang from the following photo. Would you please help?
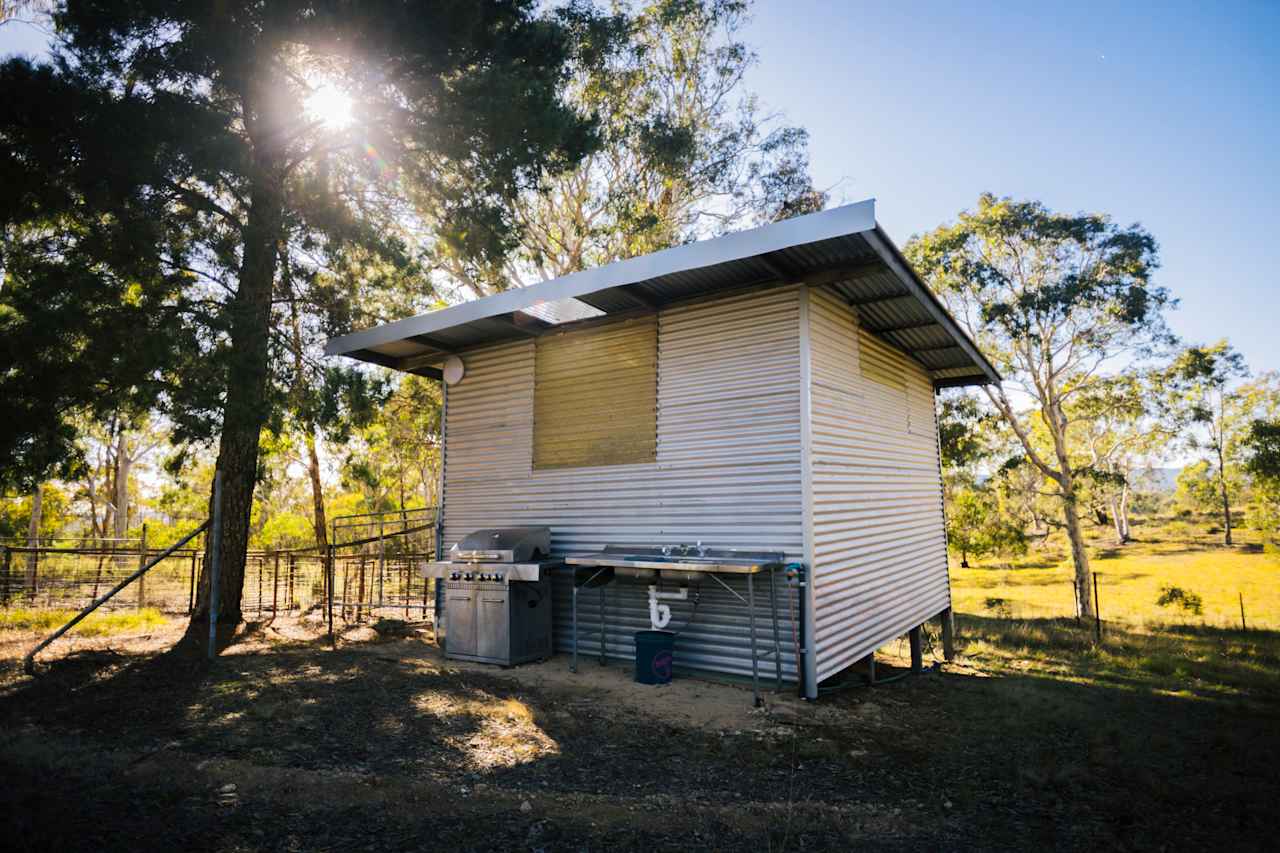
[325,199,1000,388]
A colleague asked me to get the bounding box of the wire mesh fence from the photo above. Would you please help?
[1,542,327,617]
[1,542,202,613]
[328,506,438,625]
[1,506,441,632]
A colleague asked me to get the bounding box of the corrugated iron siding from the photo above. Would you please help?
[443,286,804,680]
[807,286,950,682]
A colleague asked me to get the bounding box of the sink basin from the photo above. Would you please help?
[564,546,785,575]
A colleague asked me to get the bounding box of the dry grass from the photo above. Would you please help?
[0,606,168,637]
[951,518,1279,630]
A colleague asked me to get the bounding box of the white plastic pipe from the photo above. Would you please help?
[647,585,688,630]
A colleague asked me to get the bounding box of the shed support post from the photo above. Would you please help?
[909,624,923,673]
[939,606,955,661]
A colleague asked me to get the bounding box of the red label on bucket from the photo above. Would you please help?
[652,651,673,680]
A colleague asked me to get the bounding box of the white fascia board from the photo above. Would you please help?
[324,199,877,357]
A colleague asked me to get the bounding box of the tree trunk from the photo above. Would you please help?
[1061,482,1093,616]
[1047,406,1093,617]
[1117,482,1131,543]
[1216,441,1233,546]
[190,140,286,635]
[306,432,328,553]
[114,430,130,541]
[25,485,41,594]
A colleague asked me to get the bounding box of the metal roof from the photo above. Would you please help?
[324,199,1000,388]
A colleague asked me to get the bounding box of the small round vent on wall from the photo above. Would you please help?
[442,354,465,385]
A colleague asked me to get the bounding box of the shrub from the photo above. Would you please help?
[983,597,1013,619]
[1156,585,1204,616]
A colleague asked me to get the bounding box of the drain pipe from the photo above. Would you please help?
[647,585,688,630]
[787,563,816,700]
[434,380,448,641]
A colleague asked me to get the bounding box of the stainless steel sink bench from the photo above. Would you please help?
[562,546,787,706]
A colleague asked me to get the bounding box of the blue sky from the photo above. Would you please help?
[744,1,1279,372]
[3,3,1276,370]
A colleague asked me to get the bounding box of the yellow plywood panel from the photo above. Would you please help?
[533,317,657,469]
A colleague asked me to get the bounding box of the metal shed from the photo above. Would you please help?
[326,199,998,698]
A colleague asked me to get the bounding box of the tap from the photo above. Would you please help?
[661,544,673,557]
[695,540,707,557]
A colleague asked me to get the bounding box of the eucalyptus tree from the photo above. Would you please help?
[0,1,616,635]
[1244,418,1280,556]
[1070,371,1176,544]
[1163,341,1250,544]
[906,194,1173,616]
[428,0,825,296]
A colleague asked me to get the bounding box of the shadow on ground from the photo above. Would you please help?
[1,616,1278,852]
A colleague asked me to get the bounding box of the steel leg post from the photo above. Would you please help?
[769,566,782,690]
[599,584,607,666]
[748,572,760,707]
[571,581,579,674]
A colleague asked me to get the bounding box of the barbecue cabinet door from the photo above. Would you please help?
[446,587,478,657]
[477,590,510,662]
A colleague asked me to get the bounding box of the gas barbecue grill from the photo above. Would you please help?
[420,527,559,666]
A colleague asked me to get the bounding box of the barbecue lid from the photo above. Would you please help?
[450,527,551,562]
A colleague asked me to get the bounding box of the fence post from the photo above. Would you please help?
[2,545,10,605]
[273,551,280,614]
[25,541,39,603]
[136,524,148,611]
[378,518,386,614]
[1239,592,1247,632]
[188,552,197,615]
[208,470,223,660]
[1092,572,1102,644]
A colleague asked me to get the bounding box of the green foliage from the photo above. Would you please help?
[0,0,614,490]
[937,392,998,472]
[0,484,70,541]
[1156,585,1204,616]
[1243,421,1280,558]
[947,486,1027,567]
[256,512,313,552]
[983,597,1012,618]
[1175,461,1237,515]
[1243,419,1280,485]
[447,0,824,293]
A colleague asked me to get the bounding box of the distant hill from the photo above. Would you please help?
[974,467,1182,491]
[1134,467,1181,493]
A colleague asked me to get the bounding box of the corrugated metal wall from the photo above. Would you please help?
[806,286,950,682]
[443,286,805,680]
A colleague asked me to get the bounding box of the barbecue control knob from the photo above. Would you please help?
[463,572,473,581]
[493,572,504,582]
[478,573,489,581]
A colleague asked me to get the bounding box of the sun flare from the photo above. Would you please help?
[304,82,354,129]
